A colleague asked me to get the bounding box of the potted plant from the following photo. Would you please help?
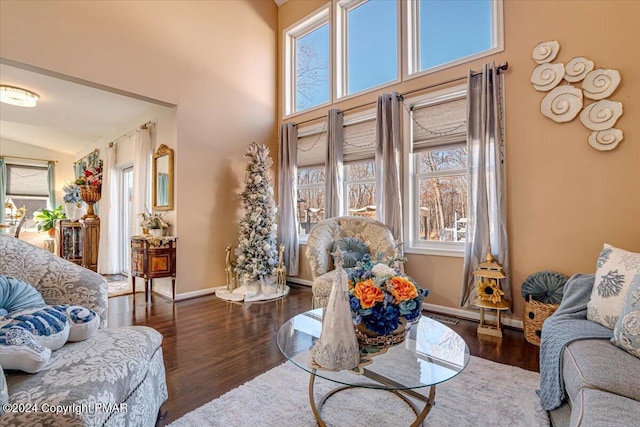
[33,205,67,236]
[138,211,169,237]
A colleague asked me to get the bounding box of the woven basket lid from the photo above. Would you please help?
[521,271,568,305]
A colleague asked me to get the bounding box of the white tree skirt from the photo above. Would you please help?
[215,280,289,302]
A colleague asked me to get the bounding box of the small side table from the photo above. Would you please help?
[130,235,177,303]
[472,297,510,338]
[43,238,55,253]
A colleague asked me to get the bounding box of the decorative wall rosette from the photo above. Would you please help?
[582,69,621,100]
[580,100,623,131]
[540,86,583,122]
[564,57,594,82]
[532,40,560,64]
[588,129,624,151]
[531,40,624,151]
[531,63,565,91]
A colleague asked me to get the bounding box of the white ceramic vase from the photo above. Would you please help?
[149,228,163,237]
[64,202,85,222]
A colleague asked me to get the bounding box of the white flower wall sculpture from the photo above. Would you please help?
[531,40,624,151]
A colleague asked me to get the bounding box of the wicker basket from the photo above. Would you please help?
[523,297,559,346]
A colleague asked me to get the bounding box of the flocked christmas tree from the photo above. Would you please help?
[235,142,279,283]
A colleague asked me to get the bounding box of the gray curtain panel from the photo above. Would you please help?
[460,62,511,308]
[325,109,344,218]
[375,92,403,244]
[47,161,56,209]
[0,159,6,222]
[277,123,300,276]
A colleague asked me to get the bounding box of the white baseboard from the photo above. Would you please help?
[171,287,217,301]
[423,302,523,330]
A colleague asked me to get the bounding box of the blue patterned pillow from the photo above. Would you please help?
[0,276,46,317]
[0,327,51,373]
[611,274,640,359]
[332,237,368,268]
[0,306,70,351]
[56,305,100,342]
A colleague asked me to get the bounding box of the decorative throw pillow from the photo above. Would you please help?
[0,276,46,317]
[587,244,640,329]
[0,306,70,351]
[611,274,640,358]
[58,305,100,342]
[332,237,368,268]
[0,327,51,373]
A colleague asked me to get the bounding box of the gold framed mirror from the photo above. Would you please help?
[152,144,174,211]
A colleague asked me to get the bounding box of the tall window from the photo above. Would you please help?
[337,0,399,97]
[4,163,49,229]
[296,122,327,238]
[405,87,468,254]
[343,110,376,216]
[285,6,330,115]
[407,0,501,75]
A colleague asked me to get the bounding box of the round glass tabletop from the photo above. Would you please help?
[277,308,470,391]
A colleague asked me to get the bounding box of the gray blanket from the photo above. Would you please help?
[538,273,613,411]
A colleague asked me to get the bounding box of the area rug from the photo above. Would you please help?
[107,280,132,297]
[170,355,549,427]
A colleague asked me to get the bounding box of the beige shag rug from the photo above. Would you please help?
[107,280,133,297]
[170,355,549,427]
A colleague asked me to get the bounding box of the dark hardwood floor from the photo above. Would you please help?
[106,284,540,424]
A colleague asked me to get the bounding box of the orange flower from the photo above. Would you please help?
[388,276,418,303]
[354,279,384,309]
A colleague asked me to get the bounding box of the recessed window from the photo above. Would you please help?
[407,0,502,76]
[284,6,330,115]
[345,161,375,216]
[404,87,468,255]
[338,0,398,97]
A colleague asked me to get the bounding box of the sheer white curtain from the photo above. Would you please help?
[460,62,511,308]
[97,144,119,274]
[325,109,344,218]
[277,123,299,276]
[375,92,403,243]
[130,126,153,237]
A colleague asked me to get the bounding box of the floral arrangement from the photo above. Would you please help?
[139,211,169,230]
[234,143,278,281]
[348,254,428,336]
[75,160,103,190]
[62,182,82,204]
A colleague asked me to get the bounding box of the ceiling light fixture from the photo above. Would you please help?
[0,85,40,107]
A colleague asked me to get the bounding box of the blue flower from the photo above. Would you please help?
[349,295,361,311]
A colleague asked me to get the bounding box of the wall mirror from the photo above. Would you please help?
[153,144,174,211]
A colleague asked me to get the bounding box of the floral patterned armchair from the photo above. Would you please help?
[305,216,399,308]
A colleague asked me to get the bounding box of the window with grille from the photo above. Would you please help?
[4,163,50,229]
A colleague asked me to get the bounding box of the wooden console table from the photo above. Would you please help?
[130,235,177,303]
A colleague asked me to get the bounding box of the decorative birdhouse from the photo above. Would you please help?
[472,247,510,337]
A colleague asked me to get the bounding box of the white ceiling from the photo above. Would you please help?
[0,63,162,156]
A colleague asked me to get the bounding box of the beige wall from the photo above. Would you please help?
[279,0,640,322]
[1,0,278,296]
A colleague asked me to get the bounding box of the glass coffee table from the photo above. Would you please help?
[277,309,470,427]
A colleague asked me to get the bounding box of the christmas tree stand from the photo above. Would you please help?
[215,276,289,302]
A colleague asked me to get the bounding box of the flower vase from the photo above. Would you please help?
[149,228,163,237]
[312,257,360,370]
[354,318,410,349]
[64,202,85,222]
[79,185,101,220]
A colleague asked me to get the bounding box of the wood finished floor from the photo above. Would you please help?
[107,284,540,425]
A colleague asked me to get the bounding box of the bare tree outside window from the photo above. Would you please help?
[417,147,467,242]
[297,167,325,234]
[295,25,329,111]
[345,161,375,218]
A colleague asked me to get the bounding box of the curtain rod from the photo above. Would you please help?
[293,62,509,127]
[107,120,156,147]
[1,155,57,164]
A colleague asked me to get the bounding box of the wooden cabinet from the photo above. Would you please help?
[55,219,100,272]
[130,236,177,303]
